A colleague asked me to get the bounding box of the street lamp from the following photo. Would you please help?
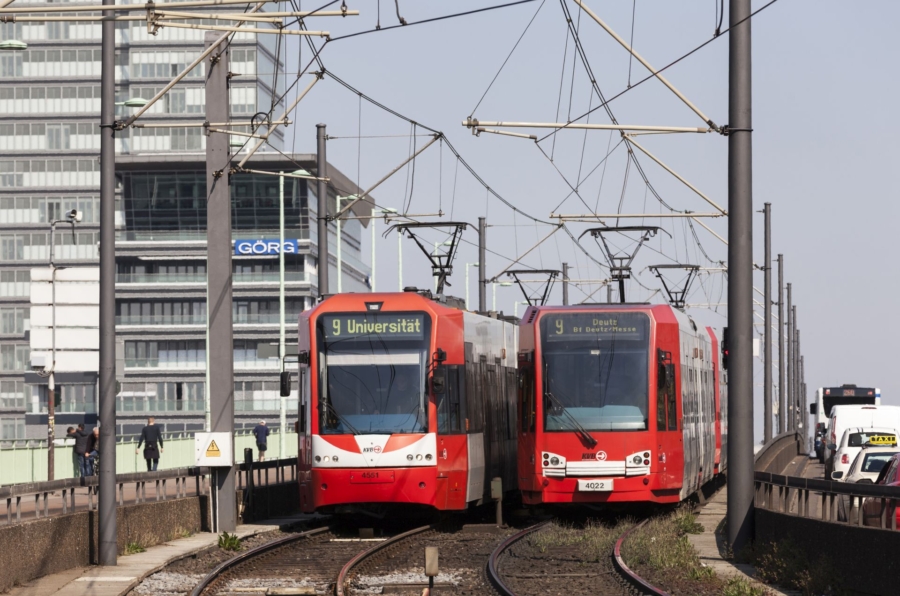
[335,195,358,293]
[0,40,27,51]
[371,207,396,292]
[115,98,149,108]
[46,209,82,481]
[492,281,513,312]
[513,301,529,318]
[465,263,479,310]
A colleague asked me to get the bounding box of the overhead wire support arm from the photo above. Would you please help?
[572,0,719,130]
[624,134,727,215]
[551,212,724,221]
[0,1,358,13]
[465,118,710,134]
[330,134,442,221]
[579,226,666,303]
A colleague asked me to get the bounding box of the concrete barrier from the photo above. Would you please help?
[756,508,896,596]
[754,431,802,474]
[0,496,206,593]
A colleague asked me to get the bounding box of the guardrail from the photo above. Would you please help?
[753,430,804,473]
[754,471,900,530]
[0,457,297,527]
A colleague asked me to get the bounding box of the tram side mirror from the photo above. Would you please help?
[432,367,446,395]
[297,351,309,365]
[657,363,668,389]
[280,371,292,397]
[809,403,817,415]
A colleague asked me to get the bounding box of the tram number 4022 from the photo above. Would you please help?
[577,479,614,491]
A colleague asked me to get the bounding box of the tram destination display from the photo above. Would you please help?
[322,313,426,341]
[543,312,648,341]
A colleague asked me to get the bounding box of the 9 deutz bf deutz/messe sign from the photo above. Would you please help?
[234,239,299,255]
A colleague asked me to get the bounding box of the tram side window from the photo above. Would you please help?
[667,365,677,431]
[437,365,466,434]
[465,357,484,433]
[520,367,535,433]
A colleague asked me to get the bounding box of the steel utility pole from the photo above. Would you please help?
[98,0,117,565]
[763,203,772,443]
[726,0,755,554]
[786,283,793,431]
[793,308,799,432]
[316,124,329,298]
[562,262,569,306]
[205,32,235,532]
[478,217,487,312]
[777,254,785,434]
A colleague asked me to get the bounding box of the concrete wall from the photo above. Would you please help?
[756,509,897,596]
[0,497,205,593]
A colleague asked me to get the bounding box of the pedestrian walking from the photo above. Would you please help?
[67,424,91,477]
[253,420,270,461]
[136,417,164,471]
[87,426,100,476]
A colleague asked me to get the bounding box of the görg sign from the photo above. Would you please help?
[234,239,300,256]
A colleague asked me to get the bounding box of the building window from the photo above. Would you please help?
[0,270,29,296]
[0,307,29,334]
[0,416,25,440]
[234,380,282,411]
[118,381,204,413]
[0,381,28,410]
[0,344,28,372]
[124,340,205,368]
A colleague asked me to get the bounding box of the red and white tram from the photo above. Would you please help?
[516,304,727,505]
[295,290,518,514]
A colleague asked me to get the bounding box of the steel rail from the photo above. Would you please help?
[335,523,434,596]
[613,519,670,596]
[190,525,331,596]
[485,520,551,595]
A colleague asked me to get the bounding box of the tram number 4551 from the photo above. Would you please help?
[577,479,614,491]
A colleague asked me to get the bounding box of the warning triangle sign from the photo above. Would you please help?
[206,440,221,458]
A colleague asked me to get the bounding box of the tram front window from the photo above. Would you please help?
[317,312,431,435]
[540,312,650,432]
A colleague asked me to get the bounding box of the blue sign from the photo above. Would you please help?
[234,239,299,256]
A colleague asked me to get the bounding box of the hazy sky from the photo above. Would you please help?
[272,1,898,440]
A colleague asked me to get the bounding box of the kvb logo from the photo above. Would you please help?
[363,445,383,454]
[595,451,608,461]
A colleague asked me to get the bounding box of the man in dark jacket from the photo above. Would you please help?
[253,420,270,461]
[136,417,164,471]
[86,427,100,476]
[67,424,91,477]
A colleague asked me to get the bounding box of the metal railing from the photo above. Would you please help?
[754,471,900,530]
[0,457,297,527]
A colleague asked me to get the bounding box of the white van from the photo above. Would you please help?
[826,405,900,476]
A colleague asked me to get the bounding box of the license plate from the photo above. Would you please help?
[349,471,394,484]
[578,479,613,491]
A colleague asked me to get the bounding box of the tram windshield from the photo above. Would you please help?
[540,312,649,432]
[317,312,431,435]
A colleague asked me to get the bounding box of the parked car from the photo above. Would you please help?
[843,446,900,483]
[830,428,898,481]
[861,453,900,529]
[826,405,900,476]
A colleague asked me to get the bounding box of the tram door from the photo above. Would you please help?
[655,348,681,488]
[517,352,537,492]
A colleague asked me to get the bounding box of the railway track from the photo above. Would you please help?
[191,524,402,596]
[487,518,669,596]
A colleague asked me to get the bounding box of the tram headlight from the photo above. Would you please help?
[425,454,433,461]
[407,454,414,461]
[332,456,339,463]
[550,457,560,466]
[323,456,330,462]
[416,454,423,461]
[315,456,321,462]
[632,455,643,465]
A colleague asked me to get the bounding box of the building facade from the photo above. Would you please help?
[0,5,370,442]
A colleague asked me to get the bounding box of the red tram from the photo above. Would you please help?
[516,304,727,505]
[295,290,518,514]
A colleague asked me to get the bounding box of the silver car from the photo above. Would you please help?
[844,446,900,484]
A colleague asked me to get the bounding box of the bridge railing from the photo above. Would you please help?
[0,457,297,527]
[754,471,900,530]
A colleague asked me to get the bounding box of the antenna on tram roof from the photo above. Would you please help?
[383,222,470,295]
[647,264,701,309]
[579,226,670,304]
[504,269,561,306]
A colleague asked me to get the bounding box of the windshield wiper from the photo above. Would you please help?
[320,399,362,435]
[544,391,598,448]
